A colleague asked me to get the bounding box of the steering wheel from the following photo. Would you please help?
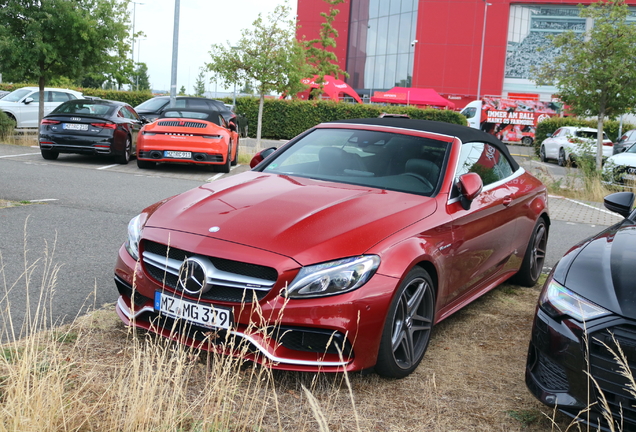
[400,172,433,190]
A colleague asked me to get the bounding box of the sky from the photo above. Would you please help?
[131,0,297,94]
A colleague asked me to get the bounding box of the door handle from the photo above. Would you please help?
[503,195,513,206]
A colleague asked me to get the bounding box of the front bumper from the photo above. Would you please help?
[114,237,397,373]
[526,308,636,431]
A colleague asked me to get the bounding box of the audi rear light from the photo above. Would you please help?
[41,119,60,125]
[91,123,116,129]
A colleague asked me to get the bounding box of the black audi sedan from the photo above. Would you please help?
[39,99,145,164]
[526,192,636,431]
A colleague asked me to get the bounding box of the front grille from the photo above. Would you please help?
[589,324,636,430]
[142,240,278,303]
[157,120,206,128]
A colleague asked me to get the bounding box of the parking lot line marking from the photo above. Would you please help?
[206,173,224,182]
[563,197,623,218]
[97,164,118,170]
[28,199,58,202]
[0,152,40,158]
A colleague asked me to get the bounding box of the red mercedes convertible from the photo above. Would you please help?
[114,117,549,378]
[136,108,239,172]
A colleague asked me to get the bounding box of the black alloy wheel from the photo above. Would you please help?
[115,137,131,164]
[40,149,59,160]
[510,218,548,287]
[375,268,435,378]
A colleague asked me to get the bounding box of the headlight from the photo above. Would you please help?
[539,278,610,322]
[125,214,145,261]
[285,255,380,299]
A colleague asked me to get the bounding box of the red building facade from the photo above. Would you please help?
[296,0,636,109]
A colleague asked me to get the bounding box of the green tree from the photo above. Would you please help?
[131,62,151,91]
[302,0,348,97]
[206,3,310,147]
[179,85,187,96]
[533,0,636,170]
[0,0,131,125]
[193,68,206,97]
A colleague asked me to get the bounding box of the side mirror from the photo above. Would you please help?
[228,121,237,132]
[456,172,483,210]
[140,116,149,124]
[250,147,277,169]
[604,192,634,219]
[23,97,34,105]
[546,133,553,138]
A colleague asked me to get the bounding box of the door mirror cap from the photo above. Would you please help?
[23,97,34,105]
[604,192,635,219]
[456,172,483,210]
[250,147,277,169]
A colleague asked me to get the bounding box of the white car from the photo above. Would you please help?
[539,126,613,166]
[602,142,636,186]
[0,87,83,128]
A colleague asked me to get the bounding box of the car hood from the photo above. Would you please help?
[144,171,437,265]
[606,152,636,168]
[556,219,636,318]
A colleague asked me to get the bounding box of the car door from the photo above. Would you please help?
[543,128,562,159]
[18,90,42,127]
[443,141,520,307]
[119,106,143,150]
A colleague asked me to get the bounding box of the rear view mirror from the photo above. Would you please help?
[250,147,277,169]
[456,172,483,210]
[604,192,634,219]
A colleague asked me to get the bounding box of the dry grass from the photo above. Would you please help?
[0,240,581,432]
[2,133,37,147]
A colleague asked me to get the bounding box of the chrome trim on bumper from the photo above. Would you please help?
[116,296,349,368]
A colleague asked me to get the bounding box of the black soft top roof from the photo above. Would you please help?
[325,117,519,171]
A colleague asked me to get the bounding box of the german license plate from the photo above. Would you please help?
[63,123,88,131]
[165,151,191,159]
[154,291,231,329]
[624,173,636,182]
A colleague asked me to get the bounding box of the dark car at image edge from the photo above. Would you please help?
[526,191,636,431]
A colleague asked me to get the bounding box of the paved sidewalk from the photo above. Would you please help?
[507,144,623,226]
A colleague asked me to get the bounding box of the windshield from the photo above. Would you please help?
[260,128,449,196]
[2,88,33,102]
[135,98,168,111]
[52,101,115,117]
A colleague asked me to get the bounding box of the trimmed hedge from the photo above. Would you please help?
[0,83,465,140]
[0,83,153,107]
[535,117,636,156]
[234,97,467,140]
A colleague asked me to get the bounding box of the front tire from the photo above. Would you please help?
[115,138,131,164]
[40,149,59,160]
[231,139,238,166]
[539,145,547,162]
[375,268,435,379]
[510,218,548,287]
[521,136,533,146]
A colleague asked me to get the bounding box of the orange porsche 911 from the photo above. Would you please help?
[136,108,239,172]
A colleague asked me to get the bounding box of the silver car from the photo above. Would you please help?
[0,87,83,128]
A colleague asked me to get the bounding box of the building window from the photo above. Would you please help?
[346,0,418,91]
